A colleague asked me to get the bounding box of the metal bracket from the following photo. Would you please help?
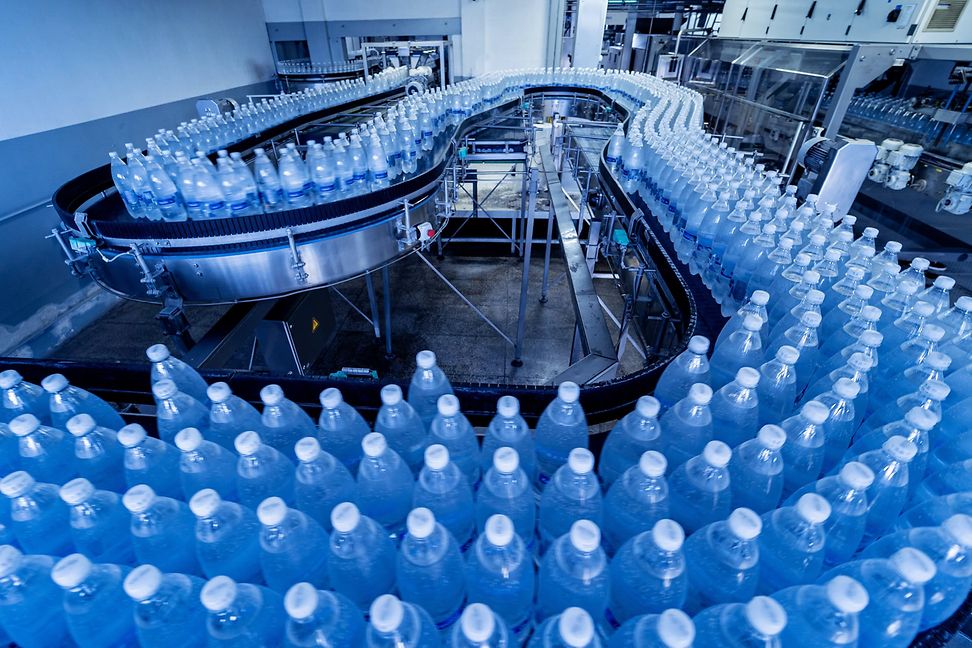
[129,243,165,298]
[46,226,91,278]
[285,228,309,284]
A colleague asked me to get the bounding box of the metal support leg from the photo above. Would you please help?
[382,265,394,360]
[365,272,381,338]
[540,197,555,304]
[512,168,540,366]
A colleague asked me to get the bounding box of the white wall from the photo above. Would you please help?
[0,0,275,141]
[573,0,608,68]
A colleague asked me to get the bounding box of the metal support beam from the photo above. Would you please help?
[512,168,540,366]
[382,265,393,359]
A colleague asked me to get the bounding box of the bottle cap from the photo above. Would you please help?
[805,290,825,305]
[59,478,95,506]
[883,436,917,462]
[825,249,841,261]
[370,594,405,633]
[174,427,203,452]
[0,546,23,578]
[568,448,595,474]
[260,384,285,406]
[485,514,515,547]
[460,603,495,643]
[425,444,450,471]
[294,437,321,462]
[736,367,760,389]
[0,471,34,498]
[862,227,879,238]
[257,497,288,526]
[117,423,148,447]
[652,519,685,551]
[826,575,869,613]
[934,276,955,289]
[9,413,40,437]
[152,380,178,401]
[123,484,157,513]
[319,387,343,409]
[189,489,222,518]
[800,311,822,328]
[920,323,946,343]
[331,502,361,533]
[777,345,800,364]
[794,253,811,265]
[558,381,581,403]
[726,507,762,540]
[854,285,874,299]
[206,382,232,404]
[926,352,952,371]
[201,575,238,612]
[833,378,860,400]
[889,547,936,585]
[407,507,436,539]
[956,296,972,311]
[688,336,710,354]
[688,383,713,406]
[756,425,786,451]
[751,291,770,307]
[124,564,163,601]
[657,609,695,648]
[569,519,601,553]
[635,395,660,418]
[639,450,667,478]
[885,241,903,253]
[234,431,261,455]
[803,270,821,284]
[913,300,936,316]
[416,350,437,369]
[742,596,786,636]
[380,384,403,406]
[496,395,519,418]
[52,554,93,589]
[64,413,97,438]
[362,432,387,458]
[742,315,763,332]
[558,607,595,648]
[943,514,972,547]
[796,493,831,524]
[810,233,826,245]
[285,582,319,620]
[41,373,68,393]
[839,462,875,490]
[921,380,950,401]
[858,331,883,350]
[437,394,460,417]
[493,447,519,474]
[0,370,23,390]
[801,400,830,425]
[905,407,938,431]
[703,440,731,467]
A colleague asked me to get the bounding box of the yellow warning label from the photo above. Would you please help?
[311,318,319,333]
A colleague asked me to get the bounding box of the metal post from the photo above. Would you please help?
[382,265,393,359]
[512,168,540,366]
[365,272,381,338]
[515,160,528,255]
[539,197,556,303]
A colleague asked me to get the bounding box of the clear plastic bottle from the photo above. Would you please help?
[709,315,764,390]
[117,423,183,498]
[146,343,209,406]
[414,444,475,550]
[65,413,126,493]
[189,489,262,583]
[599,396,662,487]
[918,276,955,314]
[539,448,603,550]
[0,471,73,555]
[366,593,441,648]
[257,496,330,593]
[608,519,687,625]
[476,446,535,544]
[428,395,481,488]
[357,432,414,539]
[779,400,829,497]
[814,378,860,474]
[692,596,788,648]
[51,553,135,647]
[845,407,937,499]
[200,575,286,646]
[374,384,427,474]
[284,582,366,647]
[8,413,76,485]
[660,383,713,469]
[317,387,370,472]
[710,367,761,449]
[59,477,135,564]
[326,502,397,611]
[757,493,832,593]
[0,369,50,424]
[448,602,510,648]
[854,436,917,542]
[407,350,454,429]
[396,507,466,630]
[175,427,239,501]
[667,440,732,534]
[773,575,869,647]
[293,437,355,532]
[609,609,695,648]
[527,607,602,648]
[0,545,72,648]
[535,382,589,488]
[653,336,711,411]
[755,345,799,426]
[206,382,263,451]
[124,564,207,648]
[234,431,295,509]
[538,520,610,625]
[252,148,285,212]
[41,373,125,431]
[123,484,202,575]
[603,451,669,553]
[259,385,316,458]
[481,395,537,483]
[683,508,762,612]
[728,424,786,514]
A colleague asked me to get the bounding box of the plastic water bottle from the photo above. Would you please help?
[859,378,948,444]
[603,451,669,553]
[0,545,73,648]
[481,395,537,484]
[317,387,370,472]
[608,519,687,625]
[326,502,397,611]
[65,413,126,493]
[374,384,427,474]
[174,427,238,500]
[293,437,355,532]
[757,493,832,593]
[535,382,588,487]
[51,553,136,647]
[428,395,481,487]
[683,508,762,611]
[259,384,316,457]
[779,400,829,497]
[897,492,972,530]
[821,547,936,648]
[527,607,601,648]
[846,407,937,498]
[0,369,49,424]
[366,593,441,647]
[414,444,475,550]
[1,471,72,555]
[235,431,295,508]
[396,507,466,630]
[539,448,603,550]
[692,596,788,648]
[609,609,695,648]
[599,396,663,487]
[407,350,454,428]
[709,315,764,390]
[853,436,916,542]
[653,336,711,411]
[466,514,535,640]
[146,343,209,405]
[773,575,868,647]
[448,603,510,647]
[660,383,713,469]
[123,484,202,575]
[42,373,125,431]
[755,345,799,426]
[188,489,262,583]
[538,520,610,624]
[59,477,135,564]
[284,582,366,647]
[667,440,732,534]
[716,293,769,350]
[117,423,183,498]
[357,432,414,539]
[728,424,786,514]
[710,367,761,449]
[206,382,263,451]
[257,496,330,593]
[252,148,285,213]
[124,564,207,648]
[200,575,286,646]
[8,414,75,485]
[812,378,859,474]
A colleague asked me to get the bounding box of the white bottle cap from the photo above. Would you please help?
[152,380,178,401]
[331,502,361,533]
[558,381,581,403]
[201,575,238,612]
[52,554,93,589]
[839,462,875,490]
[639,450,667,478]
[636,395,660,418]
[206,382,232,404]
[657,609,695,648]
[362,432,387,458]
[493,447,519,474]
[847,267,865,280]
[723,507,760,541]
[407,507,436,539]
[0,546,23,578]
[59,478,95,506]
[742,315,763,332]
[460,603,495,643]
[146,344,171,362]
[860,306,882,322]
[703,440,731,468]
[854,285,874,299]
[380,384,403,406]
[65,413,97,437]
[257,497,288,526]
[825,575,869,613]
[735,367,760,389]
[416,350,437,369]
[294,437,321,463]
[569,519,601,552]
[912,257,931,271]
[8,413,40,437]
[803,270,821,284]
[848,353,874,372]
[260,384,285,406]
[746,596,787,636]
[437,394,460,417]
[424,444,449,471]
[0,471,34,498]
[117,423,148,447]
[751,291,770,307]
[796,493,831,524]
[926,352,952,371]
[234,431,261,455]
[652,519,685,552]
[905,407,939,431]
[175,427,203,452]
[922,380,951,402]
[124,564,163,601]
[934,276,955,289]
[496,395,519,418]
[558,607,595,648]
[319,388,343,409]
[883,436,917,463]
[371,594,405,633]
[776,345,800,364]
[800,311,822,328]
[889,547,937,585]
[0,370,23,390]
[285,582,319,620]
[805,290,825,305]
[568,448,595,474]
[824,249,841,261]
[943,514,972,547]
[189,489,222,518]
[41,373,68,393]
[688,383,713,406]
[885,241,903,253]
[956,296,972,311]
[123,484,157,513]
[485,514,515,547]
[801,401,830,425]
[688,336,710,354]
[757,425,786,451]
[862,227,879,238]
[833,378,860,400]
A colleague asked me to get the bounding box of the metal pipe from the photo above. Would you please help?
[364,271,381,338]
[512,168,540,365]
[382,265,393,358]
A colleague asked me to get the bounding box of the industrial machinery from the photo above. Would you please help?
[795,134,878,215]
